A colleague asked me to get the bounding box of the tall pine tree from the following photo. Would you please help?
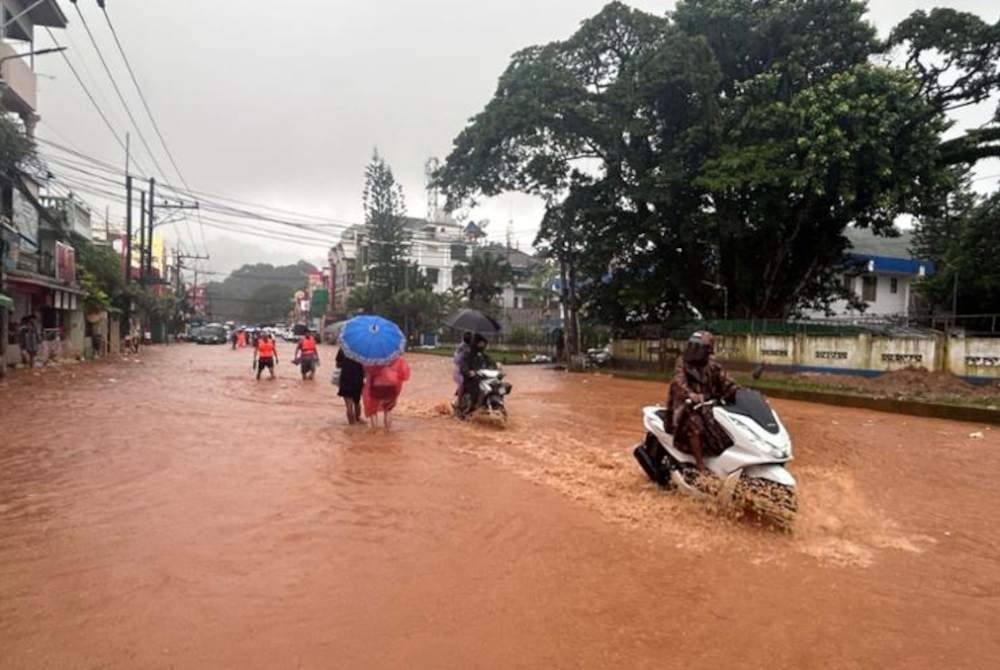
[362,150,411,308]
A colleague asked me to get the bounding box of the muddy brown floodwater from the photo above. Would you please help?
[1,343,999,668]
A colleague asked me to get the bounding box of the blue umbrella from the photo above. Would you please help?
[339,315,406,366]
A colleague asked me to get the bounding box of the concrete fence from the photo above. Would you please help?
[612,332,1000,382]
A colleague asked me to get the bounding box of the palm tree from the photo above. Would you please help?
[455,252,514,311]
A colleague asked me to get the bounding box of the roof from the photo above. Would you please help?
[3,0,67,40]
[845,227,934,277]
[31,0,68,28]
[475,244,541,271]
[845,228,915,257]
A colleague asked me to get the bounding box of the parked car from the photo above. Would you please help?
[196,325,228,345]
[586,346,613,367]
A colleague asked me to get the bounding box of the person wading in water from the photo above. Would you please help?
[335,348,365,425]
[295,331,320,380]
[254,332,278,381]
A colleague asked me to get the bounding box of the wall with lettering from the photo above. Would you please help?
[799,335,868,371]
[751,335,796,362]
[612,332,1000,380]
[869,337,939,372]
[948,338,1000,380]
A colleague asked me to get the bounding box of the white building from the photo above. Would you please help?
[818,228,934,318]
[328,215,477,315]
[474,244,544,311]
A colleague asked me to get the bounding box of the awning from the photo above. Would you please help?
[0,293,12,310]
[6,269,86,296]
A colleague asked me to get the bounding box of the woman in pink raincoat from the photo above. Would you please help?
[362,356,411,428]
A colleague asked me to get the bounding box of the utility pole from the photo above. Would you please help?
[952,270,960,330]
[173,251,210,317]
[138,190,146,283]
[124,175,133,283]
[150,195,199,284]
[147,178,155,282]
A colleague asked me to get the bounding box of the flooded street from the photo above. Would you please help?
[2,343,999,668]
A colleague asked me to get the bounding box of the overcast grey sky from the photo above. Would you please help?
[32,0,999,275]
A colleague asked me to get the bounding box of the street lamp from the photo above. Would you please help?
[0,46,67,69]
[701,280,729,320]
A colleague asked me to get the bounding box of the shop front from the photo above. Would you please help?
[6,270,86,364]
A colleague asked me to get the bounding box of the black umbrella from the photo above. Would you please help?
[445,309,502,335]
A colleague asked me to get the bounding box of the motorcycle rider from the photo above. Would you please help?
[458,334,493,416]
[668,331,739,471]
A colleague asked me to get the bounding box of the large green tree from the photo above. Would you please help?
[437,0,1000,325]
[913,178,1000,318]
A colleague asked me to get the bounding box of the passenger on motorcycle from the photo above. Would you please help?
[458,334,494,416]
[667,331,739,471]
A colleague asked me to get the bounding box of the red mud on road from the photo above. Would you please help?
[1,343,998,668]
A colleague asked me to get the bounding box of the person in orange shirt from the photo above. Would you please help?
[254,332,278,380]
[295,331,319,380]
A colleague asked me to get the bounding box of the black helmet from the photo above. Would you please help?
[683,331,715,366]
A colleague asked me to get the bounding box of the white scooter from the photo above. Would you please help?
[633,387,797,526]
[456,367,512,423]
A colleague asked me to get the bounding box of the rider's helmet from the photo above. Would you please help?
[683,331,715,366]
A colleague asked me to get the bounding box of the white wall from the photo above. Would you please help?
[810,273,913,318]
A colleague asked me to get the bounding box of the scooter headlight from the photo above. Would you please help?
[727,415,788,460]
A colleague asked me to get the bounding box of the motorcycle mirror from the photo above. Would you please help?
[752,364,765,381]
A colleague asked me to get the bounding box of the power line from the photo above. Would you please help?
[35,136,366,230]
[69,1,200,254]
[68,2,167,183]
[99,2,209,254]
[43,27,135,169]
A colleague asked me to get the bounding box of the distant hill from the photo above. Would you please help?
[204,260,317,323]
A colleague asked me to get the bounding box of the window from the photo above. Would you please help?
[862,275,877,302]
[890,277,899,294]
[842,275,853,292]
[425,268,440,285]
[450,243,467,261]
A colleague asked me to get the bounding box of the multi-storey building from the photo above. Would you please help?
[0,1,81,370]
[328,215,479,315]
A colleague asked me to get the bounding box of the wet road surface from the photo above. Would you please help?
[1,343,999,668]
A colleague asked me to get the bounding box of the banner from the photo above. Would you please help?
[55,242,76,283]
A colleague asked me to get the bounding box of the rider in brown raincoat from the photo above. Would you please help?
[667,332,739,470]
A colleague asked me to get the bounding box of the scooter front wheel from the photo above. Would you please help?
[633,441,670,488]
[733,478,797,530]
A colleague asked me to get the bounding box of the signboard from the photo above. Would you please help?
[55,242,76,283]
[310,288,328,314]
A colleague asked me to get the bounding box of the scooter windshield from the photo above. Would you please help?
[722,389,780,434]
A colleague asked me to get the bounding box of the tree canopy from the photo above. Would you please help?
[913,177,1000,317]
[436,0,1000,325]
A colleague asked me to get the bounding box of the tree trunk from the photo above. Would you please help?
[567,252,581,357]
[558,258,577,362]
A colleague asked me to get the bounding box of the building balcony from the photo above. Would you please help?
[0,40,37,114]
